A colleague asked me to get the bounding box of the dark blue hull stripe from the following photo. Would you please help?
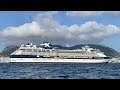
[10,55,42,58]
[10,55,111,59]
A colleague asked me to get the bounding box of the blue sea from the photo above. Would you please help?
[0,62,120,79]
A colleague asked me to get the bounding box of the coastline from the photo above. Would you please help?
[0,57,10,63]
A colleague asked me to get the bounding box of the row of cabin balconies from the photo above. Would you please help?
[20,50,96,54]
[19,51,98,58]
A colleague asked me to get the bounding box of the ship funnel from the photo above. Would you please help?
[40,42,51,48]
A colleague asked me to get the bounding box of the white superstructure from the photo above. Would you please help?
[10,43,110,63]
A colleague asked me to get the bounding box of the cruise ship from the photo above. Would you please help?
[10,43,111,63]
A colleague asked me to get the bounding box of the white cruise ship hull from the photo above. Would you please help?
[10,58,109,63]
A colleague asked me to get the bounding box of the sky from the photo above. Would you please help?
[0,11,120,52]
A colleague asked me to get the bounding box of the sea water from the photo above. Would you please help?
[0,61,120,79]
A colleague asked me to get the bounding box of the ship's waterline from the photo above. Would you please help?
[10,58,109,63]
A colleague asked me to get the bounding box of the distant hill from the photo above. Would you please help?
[52,44,119,57]
[0,44,119,57]
[1,45,19,56]
[116,53,120,58]
[77,44,119,57]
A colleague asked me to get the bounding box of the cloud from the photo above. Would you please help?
[66,11,120,17]
[0,11,120,46]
